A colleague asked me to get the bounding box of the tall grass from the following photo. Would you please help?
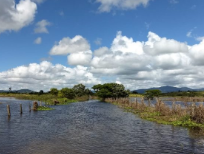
[106,97,204,128]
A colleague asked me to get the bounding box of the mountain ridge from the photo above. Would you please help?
[134,86,204,94]
[0,89,34,93]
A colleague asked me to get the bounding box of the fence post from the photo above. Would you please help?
[135,98,138,109]
[29,103,31,112]
[148,99,151,107]
[7,105,11,116]
[191,102,195,117]
[20,104,23,114]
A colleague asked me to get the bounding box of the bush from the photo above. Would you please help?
[61,88,75,99]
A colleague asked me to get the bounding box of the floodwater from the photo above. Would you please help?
[0,97,204,154]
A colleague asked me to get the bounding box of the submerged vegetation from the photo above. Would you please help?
[37,106,54,111]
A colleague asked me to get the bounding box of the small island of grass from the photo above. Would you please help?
[37,106,54,111]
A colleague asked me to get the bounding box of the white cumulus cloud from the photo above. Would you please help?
[0,0,37,34]
[34,20,51,34]
[144,32,188,56]
[34,37,42,44]
[50,36,90,55]
[31,0,46,4]
[68,50,93,66]
[0,61,100,91]
[189,40,204,65]
[2,31,204,91]
[96,0,150,12]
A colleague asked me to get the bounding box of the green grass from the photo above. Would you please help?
[37,106,54,111]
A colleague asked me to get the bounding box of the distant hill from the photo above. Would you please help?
[0,89,34,94]
[134,86,204,94]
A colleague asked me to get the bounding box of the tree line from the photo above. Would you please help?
[49,83,130,100]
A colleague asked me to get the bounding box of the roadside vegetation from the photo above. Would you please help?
[92,86,204,131]
[104,90,204,131]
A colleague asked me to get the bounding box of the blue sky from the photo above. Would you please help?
[0,0,204,91]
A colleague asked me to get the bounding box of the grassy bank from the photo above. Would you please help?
[106,98,204,129]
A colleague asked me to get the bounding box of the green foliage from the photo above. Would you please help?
[50,88,58,96]
[61,88,75,99]
[72,84,86,97]
[85,88,93,95]
[92,83,128,100]
[132,91,138,94]
[144,89,161,100]
[38,90,44,95]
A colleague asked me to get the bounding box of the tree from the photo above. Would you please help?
[39,90,44,95]
[144,89,161,100]
[92,83,128,101]
[72,84,86,97]
[85,88,93,95]
[61,88,75,99]
[132,91,138,94]
[50,88,58,96]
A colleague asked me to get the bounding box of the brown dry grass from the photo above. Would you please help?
[106,97,204,125]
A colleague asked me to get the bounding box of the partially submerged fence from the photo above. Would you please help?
[4,101,44,117]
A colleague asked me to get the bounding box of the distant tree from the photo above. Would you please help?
[132,91,138,94]
[61,88,75,99]
[72,84,86,97]
[39,90,44,95]
[85,88,93,95]
[92,84,102,92]
[9,87,12,92]
[126,89,131,95]
[92,83,128,101]
[50,88,58,96]
[144,89,161,100]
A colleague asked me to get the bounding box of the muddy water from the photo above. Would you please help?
[0,97,204,154]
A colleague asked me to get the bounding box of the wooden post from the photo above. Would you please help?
[191,102,195,117]
[40,101,42,106]
[20,104,23,114]
[148,99,151,107]
[135,98,138,109]
[7,105,11,116]
[29,103,31,112]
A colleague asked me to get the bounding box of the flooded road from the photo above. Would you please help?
[0,97,204,154]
